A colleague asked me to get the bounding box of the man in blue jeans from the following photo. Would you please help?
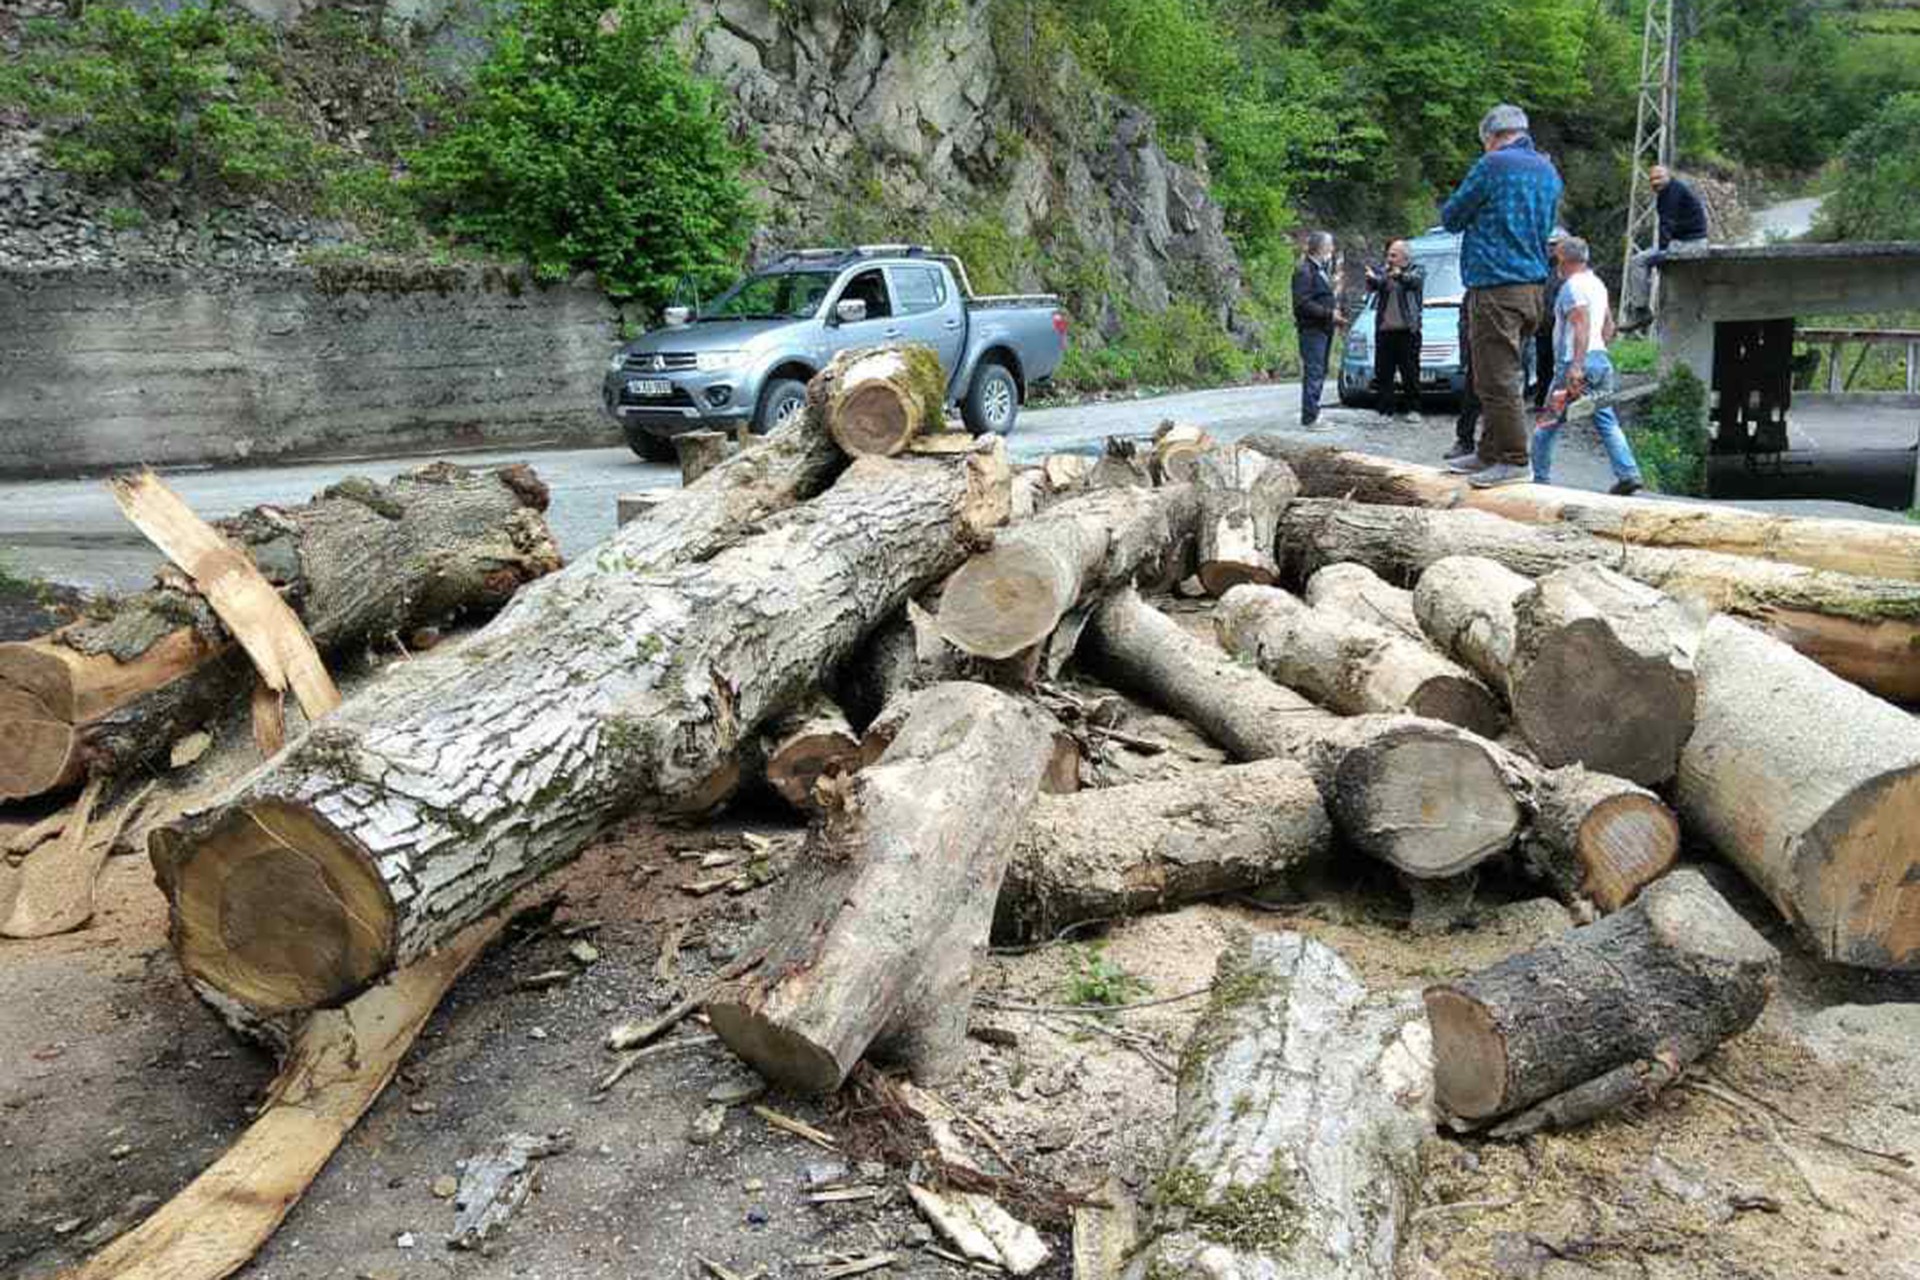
[1291,231,1345,427]
[1532,235,1644,494]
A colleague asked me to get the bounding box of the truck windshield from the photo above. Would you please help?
[702,270,835,320]
[1417,254,1466,301]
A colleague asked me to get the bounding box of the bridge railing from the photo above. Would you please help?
[1797,326,1920,395]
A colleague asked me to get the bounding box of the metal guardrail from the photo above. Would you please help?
[1797,327,1920,394]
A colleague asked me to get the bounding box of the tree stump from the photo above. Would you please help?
[1425,869,1778,1125]
[707,683,1059,1092]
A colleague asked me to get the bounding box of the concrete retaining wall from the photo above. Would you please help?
[0,262,622,477]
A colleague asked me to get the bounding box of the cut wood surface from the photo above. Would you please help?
[1522,768,1679,916]
[708,683,1058,1092]
[1149,421,1213,485]
[57,910,509,1280]
[1411,555,1532,693]
[674,431,732,485]
[1677,616,1920,969]
[935,484,1198,660]
[820,344,948,458]
[1306,561,1422,637]
[1215,584,1507,738]
[0,463,561,802]
[1043,454,1094,492]
[152,443,1009,1018]
[1276,497,1920,701]
[1252,437,1920,585]
[1123,931,1432,1280]
[995,758,1331,942]
[1508,564,1701,784]
[760,692,862,811]
[1425,869,1777,1124]
[0,776,103,938]
[1193,444,1298,595]
[1083,589,1523,878]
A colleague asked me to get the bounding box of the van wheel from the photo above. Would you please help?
[624,424,676,463]
[962,361,1018,436]
[755,379,809,435]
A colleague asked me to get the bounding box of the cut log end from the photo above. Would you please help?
[704,1002,844,1094]
[1512,617,1694,783]
[836,383,916,457]
[1804,766,1920,968]
[1333,727,1521,877]
[1196,560,1276,598]
[937,555,1063,661]
[1577,791,1681,912]
[1423,988,1509,1120]
[157,800,395,1014]
[0,708,81,801]
[1404,675,1507,741]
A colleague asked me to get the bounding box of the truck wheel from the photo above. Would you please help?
[754,379,809,436]
[962,361,1019,436]
[623,423,676,463]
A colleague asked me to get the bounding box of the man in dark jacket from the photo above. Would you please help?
[1532,228,1567,409]
[1367,239,1426,422]
[1622,165,1710,329]
[1292,231,1344,427]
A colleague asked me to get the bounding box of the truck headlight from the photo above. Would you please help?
[606,351,627,373]
[1345,333,1370,358]
[696,350,745,372]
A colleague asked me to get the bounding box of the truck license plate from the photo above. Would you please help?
[627,378,671,397]
[1421,366,1441,379]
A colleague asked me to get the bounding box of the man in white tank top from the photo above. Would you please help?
[1532,236,1645,495]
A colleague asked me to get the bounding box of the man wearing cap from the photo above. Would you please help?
[1439,103,1564,488]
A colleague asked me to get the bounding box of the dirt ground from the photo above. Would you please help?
[6,647,1920,1280]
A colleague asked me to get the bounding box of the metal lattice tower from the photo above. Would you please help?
[1623,0,1680,270]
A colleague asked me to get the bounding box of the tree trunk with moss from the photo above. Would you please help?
[0,464,561,803]
[1123,931,1433,1280]
[819,344,950,458]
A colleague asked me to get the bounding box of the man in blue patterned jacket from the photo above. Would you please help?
[1439,103,1564,488]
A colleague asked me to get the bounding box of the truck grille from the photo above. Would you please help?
[622,351,698,372]
[1421,342,1457,364]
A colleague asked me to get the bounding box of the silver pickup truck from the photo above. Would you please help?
[602,245,1068,460]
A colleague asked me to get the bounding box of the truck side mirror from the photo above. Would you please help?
[663,306,692,327]
[834,299,868,325]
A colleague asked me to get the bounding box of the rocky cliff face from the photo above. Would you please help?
[682,0,1247,334]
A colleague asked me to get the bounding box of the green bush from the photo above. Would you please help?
[406,0,755,303]
[1627,364,1710,496]
[1817,94,1920,242]
[0,1,322,198]
[1055,302,1251,393]
[1610,335,1658,376]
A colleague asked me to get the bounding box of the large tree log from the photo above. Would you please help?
[994,758,1330,942]
[150,445,1010,1018]
[0,464,561,802]
[1425,869,1777,1126]
[1215,584,1506,738]
[1247,437,1920,584]
[707,682,1058,1092]
[1305,561,1422,637]
[1508,564,1701,784]
[1410,555,1532,694]
[1521,768,1679,917]
[1123,931,1432,1280]
[819,344,948,458]
[1276,497,1920,702]
[934,484,1198,660]
[1677,616,1920,969]
[1193,444,1299,595]
[1082,589,1523,877]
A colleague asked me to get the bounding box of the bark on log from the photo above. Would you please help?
[1247,436,1920,585]
[820,344,948,458]
[674,431,732,485]
[1676,616,1920,968]
[994,758,1331,943]
[1521,768,1679,917]
[150,445,1010,1018]
[759,692,862,812]
[1089,437,1151,490]
[1306,561,1422,637]
[1083,589,1524,877]
[1150,421,1213,485]
[707,683,1058,1092]
[1215,584,1507,738]
[1276,497,1920,702]
[1411,555,1532,694]
[934,484,1198,660]
[1193,445,1299,596]
[1508,564,1701,784]
[1425,869,1777,1124]
[1123,931,1432,1280]
[0,464,561,803]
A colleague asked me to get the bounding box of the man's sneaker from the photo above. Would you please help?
[1397,411,1423,424]
[1467,462,1531,489]
[1609,477,1645,496]
[1443,442,1478,466]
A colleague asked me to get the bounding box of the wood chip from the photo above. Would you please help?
[696,1257,764,1280]
[699,851,742,869]
[168,730,213,769]
[805,1185,882,1203]
[906,1184,1050,1276]
[818,1256,897,1279]
[741,832,773,853]
[514,969,572,991]
[753,1105,837,1151]
[683,874,737,896]
[1,775,105,938]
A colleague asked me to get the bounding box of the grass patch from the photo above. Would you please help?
[1061,941,1152,1008]
[1610,334,1657,375]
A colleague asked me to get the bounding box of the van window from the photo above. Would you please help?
[838,268,893,320]
[891,266,948,315]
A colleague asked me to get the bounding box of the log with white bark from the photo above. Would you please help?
[1677,616,1920,969]
[1306,561,1422,637]
[994,758,1331,942]
[707,682,1058,1092]
[1083,589,1523,877]
[1246,437,1920,585]
[1215,584,1506,738]
[674,430,732,485]
[1277,497,1920,702]
[0,464,560,803]
[1123,931,1432,1280]
[819,343,949,458]
[150,444,1010,1018]
[1193,445,1299,595]
[1521,767,1679,917]
[934,483,1198,660]
[1410,555,1532,694]
[1425,869,1777,1128]
[758,692,862,811]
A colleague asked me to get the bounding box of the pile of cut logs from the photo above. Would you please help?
[12,344,1920,1278]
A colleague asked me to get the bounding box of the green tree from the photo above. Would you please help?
[407,0,755,302]
[1817,93,1920,242]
